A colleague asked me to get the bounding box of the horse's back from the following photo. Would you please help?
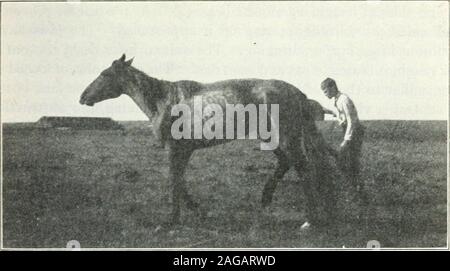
[168,78,317,158]
[174,78,311,131]
[207,79,313,147]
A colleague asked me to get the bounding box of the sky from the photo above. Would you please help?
[1,1,448,122]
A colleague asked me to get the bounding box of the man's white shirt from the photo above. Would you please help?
[333,92,359,141]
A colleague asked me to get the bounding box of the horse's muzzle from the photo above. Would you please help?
[79,98,94,106]
[79,93,95,106]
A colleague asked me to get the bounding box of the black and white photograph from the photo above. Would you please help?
[1,1,448,250]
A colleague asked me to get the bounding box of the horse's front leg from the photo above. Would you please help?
[168,145,196,224]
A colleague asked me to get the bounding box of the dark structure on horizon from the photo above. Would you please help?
[37,116,123,130]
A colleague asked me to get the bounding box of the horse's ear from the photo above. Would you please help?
[125,57,134,66]
[119,54,126,62]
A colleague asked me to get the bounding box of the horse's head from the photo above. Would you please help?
[80,54,134,106]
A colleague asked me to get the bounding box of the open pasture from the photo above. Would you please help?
[2,120,447,248]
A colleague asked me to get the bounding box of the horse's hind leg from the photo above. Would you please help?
[168,145,197,224]
[293,149,323,226]
[261,148,290,207]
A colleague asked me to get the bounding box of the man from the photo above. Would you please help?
[321,78,365,193]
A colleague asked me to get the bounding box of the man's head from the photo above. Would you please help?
[321,78,339,99]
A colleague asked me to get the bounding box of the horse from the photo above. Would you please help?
[307,99,326,121]
[80,54,337,225]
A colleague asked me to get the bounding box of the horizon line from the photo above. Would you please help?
[1,119,448,124]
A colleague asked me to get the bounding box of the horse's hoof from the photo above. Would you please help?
[153,225,163,233]
[154,222,176,233]
[186,200,200,211]
[261,197,272,208]
[195,207,207,220]
[299,221,312,231]
[169,215,181,226]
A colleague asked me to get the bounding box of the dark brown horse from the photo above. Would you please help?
[80,54,337,225]
[307,99,326,121]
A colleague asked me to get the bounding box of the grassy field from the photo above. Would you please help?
[2,120,447,248]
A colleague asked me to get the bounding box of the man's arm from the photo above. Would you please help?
[340,97,358,148]
[322,107,336,117]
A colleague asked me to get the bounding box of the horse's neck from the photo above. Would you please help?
[122,69,172,121]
